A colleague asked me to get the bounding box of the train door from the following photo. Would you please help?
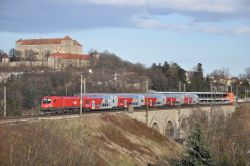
[131,97,137,108]
[139,95,145,107]
[119,98,124,108]
[107,98,112,109]
[188,98,191,104]
[92,100,95,110]
[135,97,140,108]
[111,95,118,109]
[103,99,108,109]
[162,96,166,106]
[170,98,173,106]
[157,95,164,106]
[124,100,127,108]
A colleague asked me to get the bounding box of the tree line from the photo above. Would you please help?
[0,50,250,115]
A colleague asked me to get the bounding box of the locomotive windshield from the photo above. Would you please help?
[42,98,51,104]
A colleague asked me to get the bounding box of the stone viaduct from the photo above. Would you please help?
[127,104,236,140]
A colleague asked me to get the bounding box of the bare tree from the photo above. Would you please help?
[209,68,230,92]
[245,67,250,79]
[26,49,38,61]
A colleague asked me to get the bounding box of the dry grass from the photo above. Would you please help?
[100,114,182,165]
[101,114,168,143]
[100,123,154,156]
[0,113,181,166]
[0,123,102,166]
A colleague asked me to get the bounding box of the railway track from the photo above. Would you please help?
[0,103,236,124]
[0,114,81,124]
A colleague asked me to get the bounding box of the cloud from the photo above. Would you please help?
[0,0,138,32]
[84,0,248,14]
[132,16,250,36]
[0,0,250,35]
[231,27,250,36]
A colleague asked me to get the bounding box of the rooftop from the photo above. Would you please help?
[16,36,82,46]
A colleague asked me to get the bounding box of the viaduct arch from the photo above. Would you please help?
[127,105,235,140]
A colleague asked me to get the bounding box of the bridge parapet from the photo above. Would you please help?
[127,105,236,140]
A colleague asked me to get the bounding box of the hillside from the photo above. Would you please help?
[1,51,249,116]
[0,113,182,166]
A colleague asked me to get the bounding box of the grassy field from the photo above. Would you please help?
[0,113,181,166]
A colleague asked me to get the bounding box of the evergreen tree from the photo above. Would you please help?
[22,82,37,109]
[190,63,207,91]
[162,61,170,76]
[169,63,182,90]
[148,61,187,91]
[176,124,215,166]
[178,67,187,84]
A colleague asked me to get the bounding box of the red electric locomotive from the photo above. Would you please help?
[41,96,80,113]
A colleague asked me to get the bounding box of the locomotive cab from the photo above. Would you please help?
[41,96,53,112]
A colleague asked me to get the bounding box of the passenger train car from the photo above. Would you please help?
[40,92,231,113]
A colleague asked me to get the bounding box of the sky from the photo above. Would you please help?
[1,0,250,76]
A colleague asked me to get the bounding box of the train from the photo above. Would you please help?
[41,93,199,113]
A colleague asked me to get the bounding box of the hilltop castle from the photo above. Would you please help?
[16,36,83,61]
[0,36,99,69]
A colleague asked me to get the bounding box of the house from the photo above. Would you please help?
[0,53,9,65]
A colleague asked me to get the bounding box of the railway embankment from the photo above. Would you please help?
[0,112,182,166]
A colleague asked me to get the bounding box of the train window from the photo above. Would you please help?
[43,98,51,104]
[102,103,107,107]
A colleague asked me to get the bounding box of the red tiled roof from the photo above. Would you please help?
[49,53,90,60]
[16,36,82,46]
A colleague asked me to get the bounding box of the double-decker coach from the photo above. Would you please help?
[180,93,199,105]
[82,93,118,111]
[117,93,145,109]
[144,94,165,107]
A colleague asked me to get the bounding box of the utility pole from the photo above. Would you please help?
[66,86,68,96]
[183,83,186,92]
[145,79,149,126]
[247,90,249,100]
[84,78,86,93]
[114,72,117,92]
[65,82,72,96]
[178,81,181,139]
[80,75,83,116]
[236,85,239,106]
[179,81,181,93]
[245,88,247,100]
[210,84,213,110]
[3,80,6,117]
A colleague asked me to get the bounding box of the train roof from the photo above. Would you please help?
[155,92,229,95]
